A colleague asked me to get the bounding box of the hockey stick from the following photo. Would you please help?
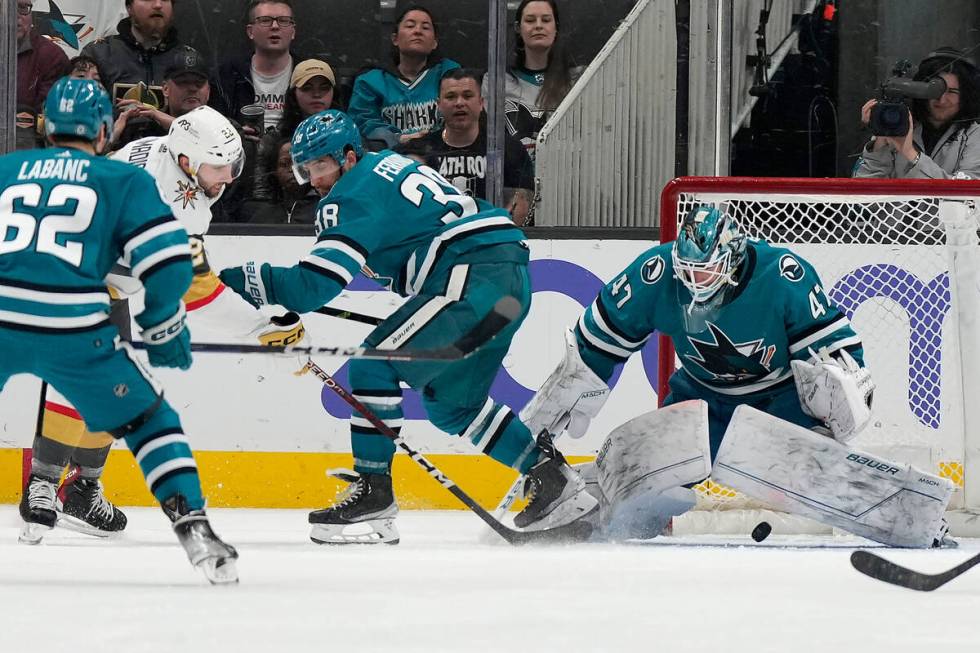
[302,358,592,545]
[314,306,383,326]
[186,296,522,361]
[850,550,980,591]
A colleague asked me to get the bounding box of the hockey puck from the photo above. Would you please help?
[751,521,772,542]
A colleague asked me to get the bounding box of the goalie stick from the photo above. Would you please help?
[850,550,980,591]
[185,296,522,361]
[302,358,593,545]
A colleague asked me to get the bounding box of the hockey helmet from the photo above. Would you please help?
[167,106,245,183]
[672,205,746,303]
[291,109,363,184]
[43,77,114,142]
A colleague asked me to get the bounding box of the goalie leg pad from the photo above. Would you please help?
[713,405,954,548]
[593,400,711,539]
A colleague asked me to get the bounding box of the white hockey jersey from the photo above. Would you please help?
[112,136,221,237]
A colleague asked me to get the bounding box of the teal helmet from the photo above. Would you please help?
[43,77,113,142]
[291,109,364,183]
[671,205,746,303]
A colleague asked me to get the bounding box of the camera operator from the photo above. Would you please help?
[854,48,980,179]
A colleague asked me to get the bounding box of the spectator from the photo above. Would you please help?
[16,0,71,113]
[348,4,460,149]
[68,55,104,84]
[214,0,298,134]
[109,45,211,149]
[240,135,318,224]
[855,47,980,179]
[499,0,581,160]
[249,59,338,207]
[399,69,534,225]
[279,59,337,136]
[81,0,184,104]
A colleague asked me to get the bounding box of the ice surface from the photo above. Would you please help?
[0,506,977,652]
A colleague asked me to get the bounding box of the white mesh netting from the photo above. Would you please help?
[668,188,978,513]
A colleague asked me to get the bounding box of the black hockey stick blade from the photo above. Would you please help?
[505,516,595,546]
[850,550,980,591]
[452,295,522,356]
[314,306,383,326]
[188,296,521,361]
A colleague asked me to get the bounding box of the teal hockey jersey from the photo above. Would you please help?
[576,240,864,396]
[348,59,461,148]
[262,150,526,313]
[0,147,192,332]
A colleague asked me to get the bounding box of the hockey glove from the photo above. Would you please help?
[252,312,310,375]
[791,348,874,443]
[141,306,192,370]
[219,261,276,309]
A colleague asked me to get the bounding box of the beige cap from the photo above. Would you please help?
[290,59,336,88]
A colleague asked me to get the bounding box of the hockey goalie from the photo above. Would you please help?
[521,205,955,548]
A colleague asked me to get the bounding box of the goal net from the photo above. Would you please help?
[658,177,980,536]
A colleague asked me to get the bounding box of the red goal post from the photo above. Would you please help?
[658,177,980,535]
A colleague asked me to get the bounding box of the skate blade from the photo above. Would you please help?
[19,521,54,545]
[309,519,399,545]
[519,490,599,532]
[56,514,118,538]
[198,557,239,585]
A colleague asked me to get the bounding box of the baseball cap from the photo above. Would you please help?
[164,47,210,81]
[290,59,336,88]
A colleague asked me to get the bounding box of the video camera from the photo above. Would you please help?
[869,60,947,136]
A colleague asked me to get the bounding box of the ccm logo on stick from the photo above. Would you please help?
[846,453,900,475]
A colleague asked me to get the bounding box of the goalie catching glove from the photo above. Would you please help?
[791,348,874,443]
[520,329,609,439]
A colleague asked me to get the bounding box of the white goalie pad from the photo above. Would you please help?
[520,328,610,439]
[713,405,954,548]
[791,348,874,443]
[592,400,711,539]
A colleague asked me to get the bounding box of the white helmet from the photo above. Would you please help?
[167,106,245,183]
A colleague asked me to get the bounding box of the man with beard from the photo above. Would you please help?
[81,0,186,105]
[110,45,212,147]
[29,106,305,538]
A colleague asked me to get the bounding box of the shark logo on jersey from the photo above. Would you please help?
[640,255,665,284]
[779,255,805,282]
[685,322,777,382]
[173,180,200,210]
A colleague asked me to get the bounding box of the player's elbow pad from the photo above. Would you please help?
[137,259,194,329]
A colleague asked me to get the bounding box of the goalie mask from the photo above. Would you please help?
[167,106,245,186]
[672,206,746,304]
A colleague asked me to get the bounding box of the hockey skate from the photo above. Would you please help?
[308,469,399,545]
[514,436,598,532]
[19,474,59,545]
[162,495,239,585]
[58,476,128,537]
[932,518,958,549]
